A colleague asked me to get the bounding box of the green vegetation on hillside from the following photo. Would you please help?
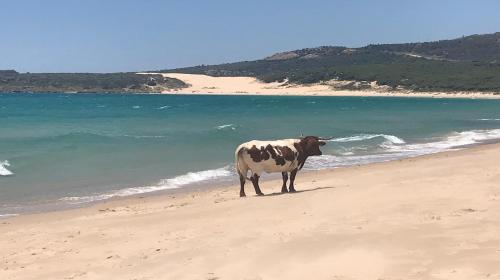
[0,71,187,93]
[365,32,500,62]
[160,32,500,92]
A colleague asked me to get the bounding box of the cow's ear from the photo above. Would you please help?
[319,141,326,146]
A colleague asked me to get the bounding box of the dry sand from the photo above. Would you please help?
[148,73,500,99]
[1,143,500,279]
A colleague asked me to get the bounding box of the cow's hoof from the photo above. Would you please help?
[256,192,265,196]
[281,188,288,193]
[240,193,246,197]
[289,188,297,193]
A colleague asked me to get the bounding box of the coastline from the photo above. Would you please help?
[2,143,500,279]
[3,73,500,99]
[145,72,500,99]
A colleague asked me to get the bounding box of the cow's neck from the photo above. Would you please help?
[295,140,309,170]
[298,154,308,170]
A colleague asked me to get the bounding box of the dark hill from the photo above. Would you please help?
[364,32,500,62]
[0,72,187,93]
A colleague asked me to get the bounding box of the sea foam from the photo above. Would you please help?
[60,166,233,204]
[382,129,500,154]
[0,213,19,218]
[157,105,171,110]
[216,124,236,130]
[0,160,13,176]
[331,134,405,144]
[308,128,500,170]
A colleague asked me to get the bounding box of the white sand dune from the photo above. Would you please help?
[2,143,500,279]
[146,72,500,99]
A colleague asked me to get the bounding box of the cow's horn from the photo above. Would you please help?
[318,136,334,141]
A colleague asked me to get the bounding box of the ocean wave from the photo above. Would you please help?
[478,118,500,121]
[309,128,500,170]
[60,166,233,204]
[132,105,141,109]
[331,134,405,144]
[157,105,171,110]
[305,153,402,170]
[10,131,168,140]
[382,128,500,154]
[0,160,14,176]
[121,134,167,139]
[216,124,236,130]
[76,132,168,139]
[0,213,18,218]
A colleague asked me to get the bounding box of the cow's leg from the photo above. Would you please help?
[250,173,264,196]
[281,172,288,193]
[239,174,246,197]
[289,168,298,192]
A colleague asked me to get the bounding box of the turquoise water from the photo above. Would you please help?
[1,93,500,216]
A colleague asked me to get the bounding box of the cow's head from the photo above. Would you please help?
[299,136,331,156]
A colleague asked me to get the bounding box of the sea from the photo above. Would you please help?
[2,93,500,217]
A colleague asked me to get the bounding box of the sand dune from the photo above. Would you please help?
[147,73,500,99]
[1,144,500,279]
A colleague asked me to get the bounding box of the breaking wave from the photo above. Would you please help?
[121,134,167,139]
[0,160,13,176]
[331,134,405,144]
[7,131,169,140]
[382,129,500,153]
[157,105,171,110]
[308,128,500,170]
[216,124,236,130]
[59,166,233,204]
[305,153,402,170]
[0,213,18,218]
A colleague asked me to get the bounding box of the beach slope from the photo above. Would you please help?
[1,144,500,279]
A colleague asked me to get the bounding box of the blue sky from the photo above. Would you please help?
[1,0,499,73]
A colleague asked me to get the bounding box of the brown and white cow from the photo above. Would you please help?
[234,136,330,197]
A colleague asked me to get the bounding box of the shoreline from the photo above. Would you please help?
[0,143,474,221]
[2,137,500,219]
[2,142,500,279]
[1,141,498,220]
[145,72,500,99]
[3,84,500,99]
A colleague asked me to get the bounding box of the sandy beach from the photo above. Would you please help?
[1,143,500,280]
[148,73,500,99]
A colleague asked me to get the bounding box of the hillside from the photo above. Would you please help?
[0,71,187,93]
[161,32,500,92]
[365,32,500,62]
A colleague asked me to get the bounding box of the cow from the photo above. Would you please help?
[234,136,331,197]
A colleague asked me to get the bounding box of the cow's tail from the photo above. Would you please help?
[235,147,251,181]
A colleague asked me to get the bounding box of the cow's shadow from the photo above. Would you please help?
[259,186,336,197]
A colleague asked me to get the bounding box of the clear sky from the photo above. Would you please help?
[1,0,500,73]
